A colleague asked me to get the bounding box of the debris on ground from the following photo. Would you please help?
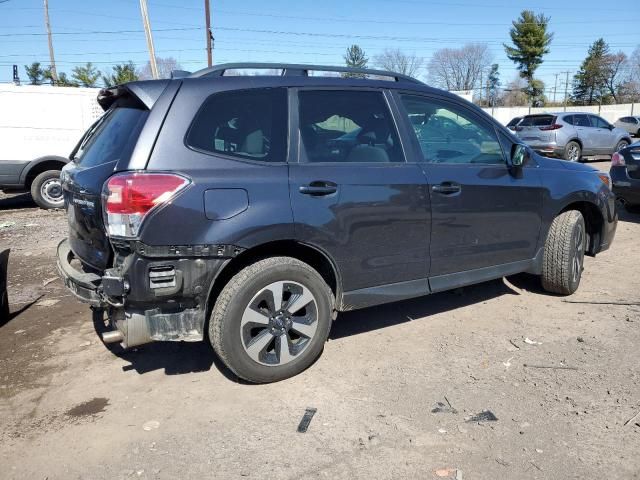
[36,298,59,307]
[465,410,498,423]
[0,221,15,229]
[508,339,520,350]
[42,277,58,287]
[434,467,462,478]
[503,357,514,369]
[297,407,317,433]
[142,420,160,431]
[523,364,578,371]
[431,397,458,414]
[523,337,542,345]
[577,336,585,343]
[623,408,640,427]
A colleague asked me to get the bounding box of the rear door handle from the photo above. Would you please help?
[432,182,461,195]
[299,181,338,196]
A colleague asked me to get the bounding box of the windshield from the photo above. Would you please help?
[74,107,148,168]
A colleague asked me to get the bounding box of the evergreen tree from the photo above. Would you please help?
[72,62,101,87]
[24,62,44,85]
[343,45,368,78]
[487,64,500,106]
[504,11,553,103]
[572,39,612,105]
[102,62,139,87]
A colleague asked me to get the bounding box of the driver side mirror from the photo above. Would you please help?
[511,144,528,167]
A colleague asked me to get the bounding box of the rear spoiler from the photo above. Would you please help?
[97,80,172,111]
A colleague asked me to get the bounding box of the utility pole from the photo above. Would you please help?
[553,73,559,104]
[562,71,571,112]
[139,0,159,79]
[204,0,212,67]
[43,0,58,83]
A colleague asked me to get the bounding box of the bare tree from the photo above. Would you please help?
[138,56,182,80]
[427,43,492,91]
[500,77,528,107]
[626,46,640,101]
[603,51,628,103]
[373,48,423,77]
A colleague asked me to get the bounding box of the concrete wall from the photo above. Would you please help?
[483,103,640,126]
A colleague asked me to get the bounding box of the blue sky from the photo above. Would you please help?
[1,0,638,94]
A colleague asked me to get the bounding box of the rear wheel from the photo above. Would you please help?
[615,140,629,152]
[541,210,586,295]
[30,170,64,209]
[564,141,581,162]
[209,257,334,383]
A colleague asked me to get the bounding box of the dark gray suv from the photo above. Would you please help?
[57,63,618,383]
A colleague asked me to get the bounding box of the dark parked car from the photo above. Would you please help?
[57,63,618,383]
[611,141,640,209]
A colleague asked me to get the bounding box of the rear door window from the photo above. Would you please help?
[186,88,288,162]
[297,90,404,163]
[573,114,590,127]
[74,107,148,168]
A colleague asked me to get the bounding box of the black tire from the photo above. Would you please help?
[30,170,64,209]
[615,139,630,152]
[563,141,581,162]
[541,210,586,295]
[209,257,334,383]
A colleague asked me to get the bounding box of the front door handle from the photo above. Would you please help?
[299,181,338,196]
[432,182,461,195]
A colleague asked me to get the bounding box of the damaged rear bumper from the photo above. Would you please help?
[56,238,230,348]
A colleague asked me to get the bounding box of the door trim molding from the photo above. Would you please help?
[339,249,543,311]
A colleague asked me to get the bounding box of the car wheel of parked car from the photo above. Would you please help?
[209,256,334,383]
[563,141,581,162]
[541,210,586,295]
[615,140,630,152]
[30,170,64,209]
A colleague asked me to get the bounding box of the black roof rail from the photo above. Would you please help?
[188,62,423,85]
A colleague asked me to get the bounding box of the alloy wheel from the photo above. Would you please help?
[240,281,318,366]
[567,144,580,161]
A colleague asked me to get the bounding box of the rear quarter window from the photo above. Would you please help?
[186,88,288,163]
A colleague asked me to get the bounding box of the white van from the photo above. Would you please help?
[0,84,102,208]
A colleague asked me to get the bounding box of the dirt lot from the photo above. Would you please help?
[1,162,639,480]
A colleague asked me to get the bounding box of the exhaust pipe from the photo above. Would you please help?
[102,330,124,344]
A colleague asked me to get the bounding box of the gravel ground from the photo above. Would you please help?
[1,162,639,480]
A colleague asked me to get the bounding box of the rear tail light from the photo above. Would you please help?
[611,152,626,167]
[103,172,190,238]
[539,124,563,131]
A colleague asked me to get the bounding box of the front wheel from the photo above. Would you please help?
[541,210,586,295]
[30,170,64,209]
[564,141,581,162]
[209,257,334,383]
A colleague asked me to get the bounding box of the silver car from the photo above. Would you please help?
[614,116,640,137]
[515,112,632,161]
